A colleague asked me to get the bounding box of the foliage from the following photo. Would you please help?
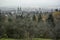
[0,11,60,40]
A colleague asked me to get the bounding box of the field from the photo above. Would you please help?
[0,38,52,40]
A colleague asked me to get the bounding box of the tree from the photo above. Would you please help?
[38,14,42,22]
[47,14,55,28]
[55,9,58,12]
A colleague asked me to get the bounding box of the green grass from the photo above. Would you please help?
[0,38,52,40]
[0,38,22,40]
[32,38,52,40]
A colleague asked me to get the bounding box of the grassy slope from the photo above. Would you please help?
[32,38,51,40]
[0,38,52,40]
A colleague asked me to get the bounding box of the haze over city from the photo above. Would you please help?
[0,0,60,8]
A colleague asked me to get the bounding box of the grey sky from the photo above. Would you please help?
[0,0,60,8]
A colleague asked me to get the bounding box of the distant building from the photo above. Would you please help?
[17,7,22,16]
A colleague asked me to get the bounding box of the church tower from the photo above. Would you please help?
[17,7,22,15]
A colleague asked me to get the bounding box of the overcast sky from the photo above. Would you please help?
[0,0,60,8]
